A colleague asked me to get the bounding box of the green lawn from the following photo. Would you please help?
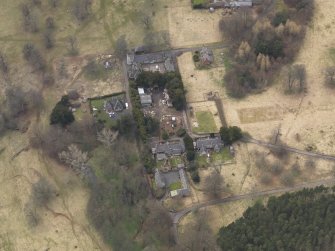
[196,147,233,167]
[212,147,233,164]
[170,156,183,167]
[193,111,218,133]
[169,181,182,191]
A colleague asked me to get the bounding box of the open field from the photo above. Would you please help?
[168,0,222,47]
[0,132,108,251]
[178,52,225,103]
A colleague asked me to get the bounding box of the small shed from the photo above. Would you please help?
[138,88,145,95]
[199,47,214,65]
[140,94,152,107]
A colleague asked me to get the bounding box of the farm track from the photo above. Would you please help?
[244,137,335,161]
[171,177,335,240]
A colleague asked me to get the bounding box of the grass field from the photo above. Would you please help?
[169,181,182,191]
[193,111,218,133]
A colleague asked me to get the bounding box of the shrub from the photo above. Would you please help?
[187,151,195,161]
[219,126,243,145]
[272,11,289,27]
[193,52,200,62]
[176,128,186,137]
[50,95,74,127]
[162,130,169,141]
[191,170,200,183]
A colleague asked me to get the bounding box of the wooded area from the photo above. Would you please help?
[218,186,335,251]
[221,0,314,97]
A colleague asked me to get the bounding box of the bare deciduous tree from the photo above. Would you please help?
[305,159,316,170]
[21,4,39,33]
[67,35,79,56]
[325,66,335,87]
[49,0,60,8]
[97,128,118,147]
[72,0,91,21]
[22,43,46,72]
[59,144,89,173]
[294,64,306,91]
[178,210,219,251]
[142,201,175,247]
[114,35,128,60]
[30,125,74,158]
[0,52,9,74]
[284,64,306,93]
[31,177,54,207]
[24,202,40,228]
[219,9,253,42]
[142,14,152,29]
[44,31,54,49]
[58,59,68,78]
[204,170,224,198]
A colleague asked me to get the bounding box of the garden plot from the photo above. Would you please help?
[237,106,284,124]
[190,101,221,133]
[90,93,128,128]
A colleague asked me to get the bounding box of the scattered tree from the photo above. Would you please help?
[21,4,39,33]
[305,159,316,170]
[179,210,219,251]
[204,170,224,198]
[97,128,118,147]
[22,43,46,72]
[49,0,60,8]
[59,144,89,174]
[67,35,79,56]
[72,0,91,21]
[325,66,335,87]
[45,17,55,30]
[31,177,54,207]
[0,52,9,74]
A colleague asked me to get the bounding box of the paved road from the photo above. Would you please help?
[245,137,335,161]
[171,177,335,225]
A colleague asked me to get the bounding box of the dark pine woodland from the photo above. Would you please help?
[218,186,335,251]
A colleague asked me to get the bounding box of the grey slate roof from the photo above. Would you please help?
[200,47,214,65]
[155,140,185,156]
[105,97,125,112]
[140,94,152,106]
[196,137,223,150]
[157,153,167,161]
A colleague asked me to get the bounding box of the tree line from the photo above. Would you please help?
[218,186,335,251]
